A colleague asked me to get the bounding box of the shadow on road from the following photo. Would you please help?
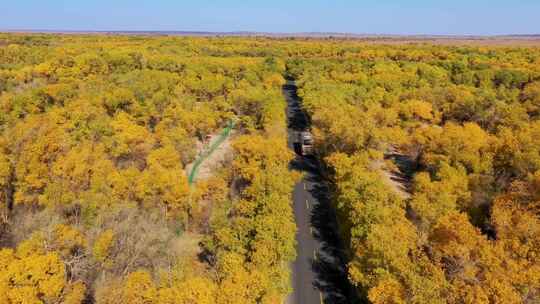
[285,80,362,304]
[309,176,355,304]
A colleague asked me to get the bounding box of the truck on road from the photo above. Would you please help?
[298,131,314,156]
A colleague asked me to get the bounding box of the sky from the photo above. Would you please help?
[0,0,539,35]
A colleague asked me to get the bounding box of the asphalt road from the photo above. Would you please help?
[284,80,354,304]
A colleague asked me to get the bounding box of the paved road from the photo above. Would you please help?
[284,80,354,304]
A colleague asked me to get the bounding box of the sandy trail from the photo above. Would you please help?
[372,151,413,200]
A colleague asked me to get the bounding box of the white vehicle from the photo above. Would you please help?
[298,131,313,156]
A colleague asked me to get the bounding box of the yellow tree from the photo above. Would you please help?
[430,212,523,303]
[93,229,115,266]
[42,142,115,207]
[136,145,190,219]
[158,277,216,304]
[0,247,66,304]
[10,112,68,206]
[121,270,158,304]
[109,111,155,162]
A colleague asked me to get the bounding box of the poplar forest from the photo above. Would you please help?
[0,34,540,304]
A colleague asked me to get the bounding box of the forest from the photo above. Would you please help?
[0,33,539,303]
[288,44,540,303]
[0,34,297,304]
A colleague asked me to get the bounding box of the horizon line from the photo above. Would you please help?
[1,29,540,39]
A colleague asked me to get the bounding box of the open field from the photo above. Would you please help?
[3,30,540,45]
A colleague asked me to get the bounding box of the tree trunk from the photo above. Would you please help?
[1,167,14,224]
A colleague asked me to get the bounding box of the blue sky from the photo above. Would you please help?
[0,0,538,35]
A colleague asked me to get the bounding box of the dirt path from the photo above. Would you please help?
[373,149,415,199]
[185,130,234,182]
[375,161,411,199]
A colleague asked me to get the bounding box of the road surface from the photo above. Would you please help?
[284,79,354,304]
